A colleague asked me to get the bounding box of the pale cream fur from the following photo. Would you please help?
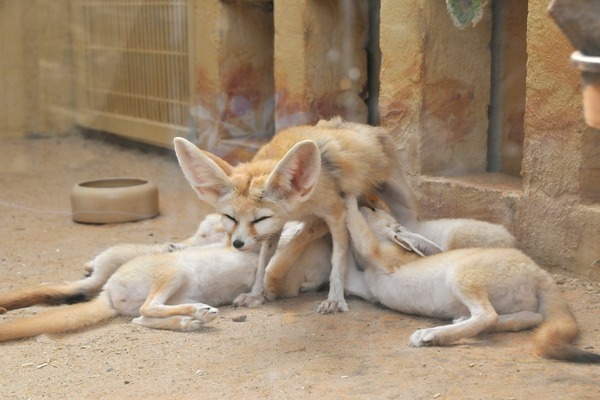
[343,195,600,363]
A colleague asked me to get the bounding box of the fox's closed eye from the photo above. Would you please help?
[252,216,271,224]
[223,214,237,223]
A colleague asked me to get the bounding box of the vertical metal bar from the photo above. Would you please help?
[487,0,504,172]
[366,0,381,126]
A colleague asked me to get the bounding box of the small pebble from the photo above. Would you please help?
[232,315,247,323]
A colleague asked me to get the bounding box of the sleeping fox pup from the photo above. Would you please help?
[173,117,416,314]
[0,216,333,342]
[344,195,600,363]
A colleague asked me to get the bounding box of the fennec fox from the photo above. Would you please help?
[0,210,514,342]
[344,195,600,363]
[173,117,416,314]
[413,218,515,250]
[0,216,332,342]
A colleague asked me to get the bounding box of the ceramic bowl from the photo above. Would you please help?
[71,178,159,224]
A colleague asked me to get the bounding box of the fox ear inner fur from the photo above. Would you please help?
[391,231,443,257]
[173,137,234,206]
[264,140,321,202]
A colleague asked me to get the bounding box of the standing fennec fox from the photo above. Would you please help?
[173,117,416,314]
[344,195,600,363]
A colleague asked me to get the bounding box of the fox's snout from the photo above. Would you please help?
[231,235,258,251]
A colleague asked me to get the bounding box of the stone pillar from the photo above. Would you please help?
[273,0,369,131]
[191,0,274,162]
[0,0,74,139]
[519,0,600,278]
[378,1,425,178]
[379,0,491,177]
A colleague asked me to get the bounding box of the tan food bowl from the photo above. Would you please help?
[71,178,159,224]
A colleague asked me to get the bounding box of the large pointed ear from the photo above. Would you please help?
[173,137,233,206]
[390,230,442,257]
[264,140,321,202]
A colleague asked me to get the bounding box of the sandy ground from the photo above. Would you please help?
[0,134,599,400]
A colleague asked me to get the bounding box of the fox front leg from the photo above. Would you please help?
[344,195,396,273]
[317,204,349,314]
[264,217,329,301]
[233,233,280,308]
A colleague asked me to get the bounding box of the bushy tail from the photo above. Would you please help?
[0,283,94,312]
[534,277,600,363]
[0,294,117,342]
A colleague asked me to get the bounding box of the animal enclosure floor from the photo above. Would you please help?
[1,134,599,400]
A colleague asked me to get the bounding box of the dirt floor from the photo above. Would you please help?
[1,133,599,400]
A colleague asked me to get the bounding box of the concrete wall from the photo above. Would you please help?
[0,0,75,139]
[518,0,600,278]
[375,0,600,279]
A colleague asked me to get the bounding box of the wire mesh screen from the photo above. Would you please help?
[76,0,190,143]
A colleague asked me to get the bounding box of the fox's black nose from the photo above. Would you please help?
[232,239,245,249]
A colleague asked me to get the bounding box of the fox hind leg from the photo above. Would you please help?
[413,310,543,347]
[489,311,543,333]
[410,294,499,347]
[344,195,396,273]
[132,315,215,332]
[134,266,218,331]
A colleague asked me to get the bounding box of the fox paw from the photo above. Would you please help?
[317,299,348,314]
[83,261,95,276]
[409,329,437,347]
[264,287,277,302]
[233,292,265,308]
[179,317,207,331]
[192,304,219,323]
[264,275,283,301]
[166,243,188,252]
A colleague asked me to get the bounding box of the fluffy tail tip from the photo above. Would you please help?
[535,318,600,364]
[541,345,600,364]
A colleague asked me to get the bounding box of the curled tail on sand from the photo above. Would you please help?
[344,195,600,364]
